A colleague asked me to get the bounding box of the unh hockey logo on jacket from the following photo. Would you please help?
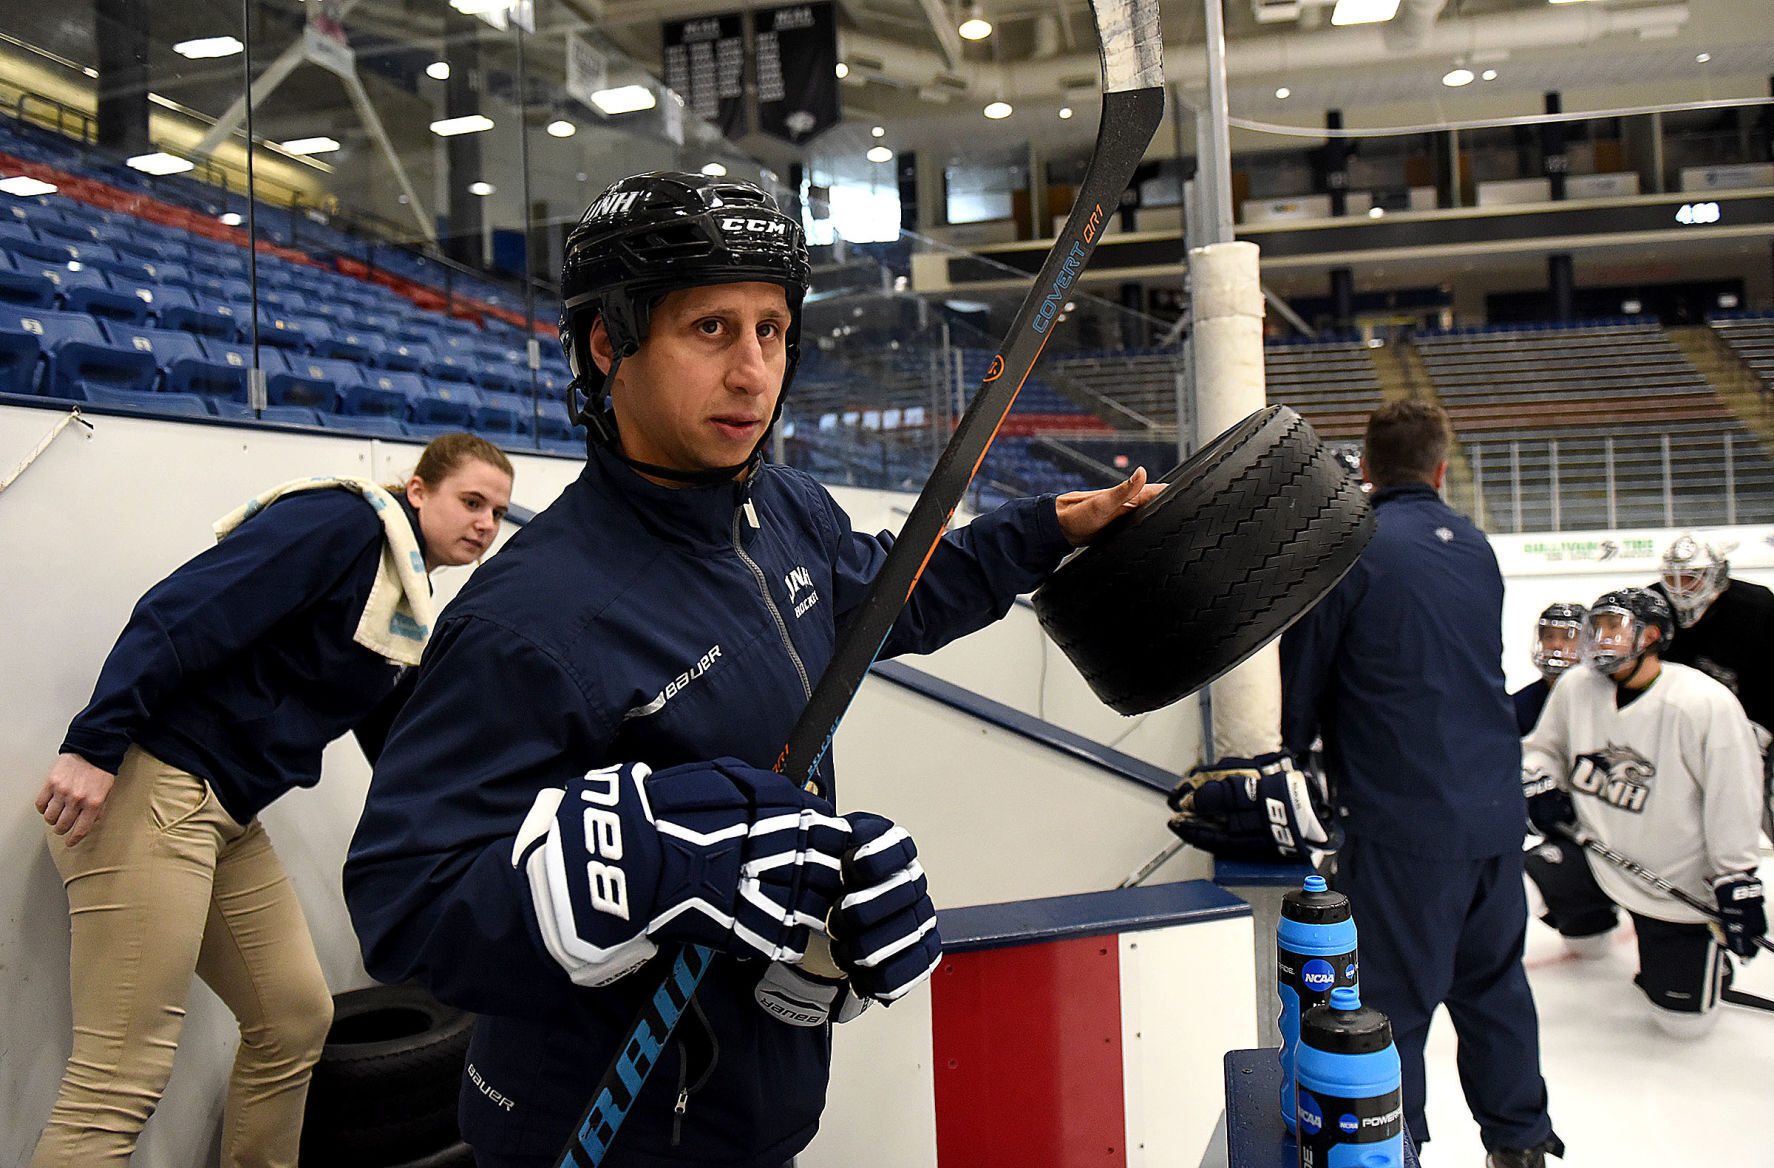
[1571,742,1654,813]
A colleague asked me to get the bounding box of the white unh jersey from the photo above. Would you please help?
[1523,660,1762,923]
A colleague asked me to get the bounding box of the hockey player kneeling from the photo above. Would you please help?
[1166,750,1339,862]
[514,758,942,1022]
[1522,588,1767,1038]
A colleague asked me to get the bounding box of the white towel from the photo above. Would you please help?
[213,476,435,666]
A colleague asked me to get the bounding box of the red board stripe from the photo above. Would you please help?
[930,934,1128,1166]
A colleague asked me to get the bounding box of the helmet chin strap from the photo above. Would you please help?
[571,355,773,487]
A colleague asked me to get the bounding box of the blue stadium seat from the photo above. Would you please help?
[32,216,102,247]
[311,325,385,364]
[193,339,291,401]
[269,355,363,410]
[374,339,437,373]
[410,381,481,426]
[404,421,466,442]
[209,401,322,426]
[78,383,212,417]
[14,309,160,399]
[472,390,525,434]
[315,412,409,438]
[252,313,322,351]
[530,398,578,440]
[158,295,245,341]
[60,273,154,326]
[538,436,587,457]
[0,222,78,266]
[341,369,419,418]
[148,261,195,288]
[0,270,58,309]
[429,350,478,383]
[100,321,209,391]
[0,304,49,392]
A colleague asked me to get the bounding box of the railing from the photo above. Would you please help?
[1464,428,1774,533]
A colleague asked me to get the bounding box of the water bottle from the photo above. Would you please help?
[1278,874,1358,1132]
[1295,986,1403,1168]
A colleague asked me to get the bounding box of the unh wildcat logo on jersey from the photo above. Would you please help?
[1571,742,1654,813]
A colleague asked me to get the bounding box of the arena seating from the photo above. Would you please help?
[1709,312,1774,391]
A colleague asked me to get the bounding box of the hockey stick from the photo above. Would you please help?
[1723,986,1774,1013]
[1565,830,1773,956]
[553,4,1166,1165]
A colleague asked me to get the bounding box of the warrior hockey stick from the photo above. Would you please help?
[1566,830,1774,956]
[553,4,1165,1164]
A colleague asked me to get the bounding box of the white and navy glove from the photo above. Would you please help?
[1166,751,1337,862]
[1711,872,1766,959]
[831,812,942,1003]
[753,811,942,1027]
[513,759,849,987]
[1522,768,1578,839]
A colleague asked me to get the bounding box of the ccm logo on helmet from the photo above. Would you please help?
[721,215,789,237]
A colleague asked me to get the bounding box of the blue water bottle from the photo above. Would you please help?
[1295,986,1403,1168]
[1278,875,1358,1132]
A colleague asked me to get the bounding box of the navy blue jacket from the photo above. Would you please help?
[1280,483,1525,859]
[1512,678,1551,737]
[62,488,421,824]
[344,445,1072,1166]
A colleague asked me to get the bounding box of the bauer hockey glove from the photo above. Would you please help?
[829,812,942,1004]
[1711,872,1766,959]
[1521,768,1578,838]
[1166,751,1337,862]
[513,759,849,987]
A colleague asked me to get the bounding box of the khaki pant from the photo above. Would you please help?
[33,747,333,1168]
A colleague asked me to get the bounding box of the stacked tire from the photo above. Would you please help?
[301,983,476,1168]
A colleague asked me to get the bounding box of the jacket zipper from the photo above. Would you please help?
[669,995,720,1146]
[733,487,812,700]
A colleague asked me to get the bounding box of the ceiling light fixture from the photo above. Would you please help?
[1368,206,1385,218]
[468,181,496,196]
[1059,107,1074,119]
[546,119,576,137]
[126,151,195,175]
[589,85,656,115]
[1695,51,1711,62]
[700,162,728,176]
[426,60,450,80]
[871,125,885,137]
[1481,68,1498,80]
[1330,0,1400,26]
[219,212,243,226]
[0,175,58,196]
[1442,67,1476,87]
[279,136,341,155]
[984,100,1012,119]
[867,145,893,163]
[429,114,495,136]
[173,36,244,59]
[835,62,849,78]
[959,17,992,40]
[1276,86,1291,99]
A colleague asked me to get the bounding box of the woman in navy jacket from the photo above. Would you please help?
[31,432,514,1168]
[345,173,1158,1168]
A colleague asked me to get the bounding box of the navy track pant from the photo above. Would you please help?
[1334,836,1555,1153]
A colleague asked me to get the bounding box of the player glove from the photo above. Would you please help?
[1165,751,1337,862]
[1710,872,1766,959]
[1521,767,1578,838]
[513,759,849,987]
[830,812,942,1004]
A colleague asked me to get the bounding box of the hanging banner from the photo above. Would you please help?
[755,2,840,146]
[302,0,355,79]
[564,34,609,113]
[663,12,746,140]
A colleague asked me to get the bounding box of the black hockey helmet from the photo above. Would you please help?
[558,171,810,478]
[1582,587,1673,675]
[1531,601,1588,682]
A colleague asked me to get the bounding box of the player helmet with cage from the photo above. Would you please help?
[1660,532,1734,627]
[1582,588,1674,677]
[1532,602,1588,682]
[558,170,811,480]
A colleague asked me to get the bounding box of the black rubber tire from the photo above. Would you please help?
[301,983,475,1168]
[1032,404,1374,715]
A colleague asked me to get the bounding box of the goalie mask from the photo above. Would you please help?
[1531,602,1587,682]
[1582,588,1673,678]
[558,171,810,483]
[1660,533,1733,627]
